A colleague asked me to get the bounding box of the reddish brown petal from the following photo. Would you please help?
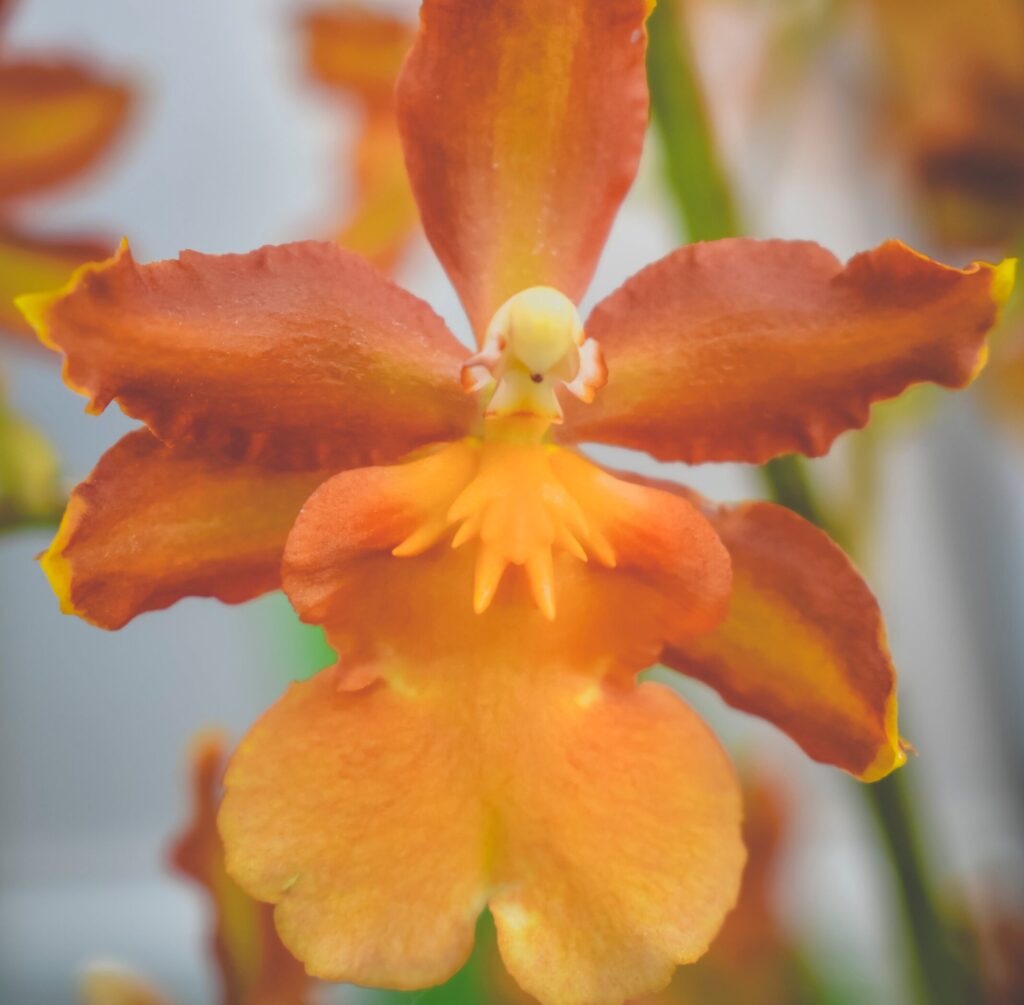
[396,0,651,338]
[0,60,131,200]
[564,239,1013,464]
[663,491,905,781]
[18,240,475,468]
[43,429,331,629]
[0,224,112,345]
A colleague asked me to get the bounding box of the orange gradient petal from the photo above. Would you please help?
[281,441,730,674]
[221,663,742,1003]
[171,733,307,1005]
[303,7,412,102]
[303,7,419,270]
[333,108,419,273]
[0,60,131,200]
[17,240,474,467]
[0,225,112,345]
[564,240,1013,463]
[663,492,905,781]
[43,429,330,629]
[397,0,651,337]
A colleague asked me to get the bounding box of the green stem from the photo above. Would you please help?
[647,0,739,242]
[756,455,835,537]
[861,772,982,1005]
[647,3,980,1004]
[0,505,62,536]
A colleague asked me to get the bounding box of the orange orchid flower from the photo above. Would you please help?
[79,733,310,1005]
[302,5,417,272]
[17,1,1015,1001]
[0,0,131,343]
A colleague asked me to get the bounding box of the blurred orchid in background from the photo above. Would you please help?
[301,4,417,272]
[0,0,131,530]
[0,0,130,342]
[79,734,310,1005]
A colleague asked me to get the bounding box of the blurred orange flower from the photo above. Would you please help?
[19,0,1014,1001]
[0,0,131,343]
[79,733,310,1005]
[170,733,310,1005]
[302,5,417,272]
[864,0,1024,250]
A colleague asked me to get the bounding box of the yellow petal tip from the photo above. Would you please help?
[15,242,127,351]
[38,500,87,622]
[992,257,1017,307]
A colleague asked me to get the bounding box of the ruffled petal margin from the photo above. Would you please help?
[43,429,331,629]
[16,240,474,468]
[564,239,1015,464]
[0,225,112,344]
[662,488,906,781]
[221,663,743,1005]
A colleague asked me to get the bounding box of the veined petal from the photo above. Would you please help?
[17,240,475,467]
[563,239,1014,463]
[303,7,412,102]
[221,662,743,1003]
[396,0,651,338]
[662,490,905,781]
[44,429,331,629]
[170,733,307,1005]
[0,225,112,345]
[281,441,730,674]
[0,60,131,200]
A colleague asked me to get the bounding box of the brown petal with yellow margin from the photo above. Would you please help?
[17,240,475,469]
[0,224,112,345]
[42,429,332,629]
[564,239,1014,464]
[653,481,906,782]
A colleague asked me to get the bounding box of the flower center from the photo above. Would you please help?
[390,439,619,621]
[461,286,606,432]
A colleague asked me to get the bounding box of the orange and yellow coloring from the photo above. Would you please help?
[0,0,131,343]
[302,5,418,272]
[79,734,310,1005]
[18,1,1015,1002]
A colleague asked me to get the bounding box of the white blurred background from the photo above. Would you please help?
[1,0,1022,1001]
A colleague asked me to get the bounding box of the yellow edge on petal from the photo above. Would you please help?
[992,257,1018,308]
[858,691,907,783]
[14,237,128,408]
[39,494,91,623]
